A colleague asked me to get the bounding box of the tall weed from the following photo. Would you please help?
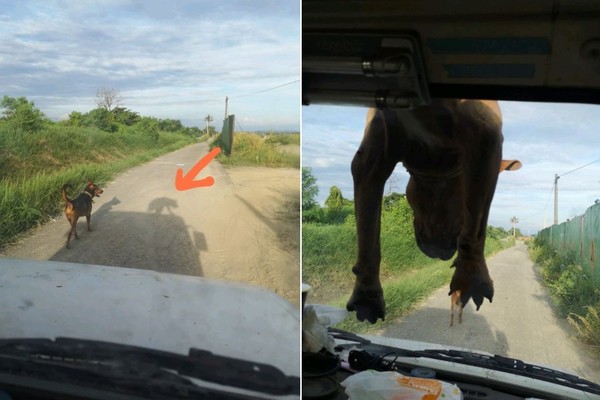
[530,242,600,353]
[214,132,300,168]
[568,306,600,351]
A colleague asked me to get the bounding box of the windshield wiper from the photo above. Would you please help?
[0,337,299,399]
[415,348,600,396]
[331,328,600,395]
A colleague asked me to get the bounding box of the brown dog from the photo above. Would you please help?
[347,100,521,323]
[450,290,462,327]
[61,181,104,249]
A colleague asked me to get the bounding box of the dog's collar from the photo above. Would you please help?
[82,191,94,199]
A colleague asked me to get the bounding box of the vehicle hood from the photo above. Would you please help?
[0,257,300,377]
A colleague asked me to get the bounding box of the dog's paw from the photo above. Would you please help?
[346,282,385,324]
[449,261,494,311]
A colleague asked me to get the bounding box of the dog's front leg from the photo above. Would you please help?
[347,109,397,324]
[449,102,503,310]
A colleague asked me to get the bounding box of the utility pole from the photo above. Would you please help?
[204,114,213,137]
[554,173,560,225]
[224,96,228,119]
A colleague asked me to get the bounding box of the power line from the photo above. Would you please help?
[518,183,554,223]
[229,79,299,99]
[558,156,600,178]
[236,119,244,132]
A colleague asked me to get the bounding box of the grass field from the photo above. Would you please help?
[212,132,300,168]
[0,120,196,248]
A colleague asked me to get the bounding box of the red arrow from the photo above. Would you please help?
[175,147,221,191]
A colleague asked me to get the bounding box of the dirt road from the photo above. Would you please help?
[1,142,300,305]
[378,241,600,384]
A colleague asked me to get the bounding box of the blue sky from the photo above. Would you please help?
[0,0,300,131]
[302,101,600,235]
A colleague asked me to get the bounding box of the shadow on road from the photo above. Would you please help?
[50,197,205,277]
[234,191,300,253]
[380,306,510,356]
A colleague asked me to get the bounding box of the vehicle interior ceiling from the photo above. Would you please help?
[302,0,600,108]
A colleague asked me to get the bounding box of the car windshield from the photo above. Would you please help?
[0,1,300,398]
[301,101,600,390]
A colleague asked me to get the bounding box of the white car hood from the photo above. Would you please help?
[0,257,300,378]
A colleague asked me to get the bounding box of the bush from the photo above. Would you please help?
[1,96,46,132]
[530,242,600,353]
[214,132,299,168]
[569,305,600,350]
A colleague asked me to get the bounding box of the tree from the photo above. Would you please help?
[204,114,214,137]
[82,108,118,132]
[385,172,403,195]
[135,116,160,143]
[325,186,345,211]
[510,216,519,237]
[159,118,183,132]
[0,96,46,132]
[113,107,140,126]
[66,111,84,127]
[302,167,319,210]
[383,192,406,210]
[95,87,122,112]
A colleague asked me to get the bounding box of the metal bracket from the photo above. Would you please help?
[303,32,430,109]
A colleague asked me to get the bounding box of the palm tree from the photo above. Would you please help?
[510,216,519,237]
[204,114,214,136]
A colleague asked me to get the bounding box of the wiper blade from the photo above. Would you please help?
[417,349,600,395]
[0,338,299,397]
[331,329,600,395]
[328,328,371,345]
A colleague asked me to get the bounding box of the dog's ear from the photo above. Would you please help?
[87,180,94,186]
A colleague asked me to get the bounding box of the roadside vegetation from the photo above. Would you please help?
[302,167,516,333]
[529,242,600,354]
[0,94,206,248]
[212,131,300,168]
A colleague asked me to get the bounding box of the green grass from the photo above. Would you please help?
[213,132,300,168]
[0,121,195,248]
[568,306,600,352]
[264,132,300,146]
[334,261,453,333]
[529,242,600,353]
[302,196,515,333]
[0,122,194,181]
[324,238,511,334]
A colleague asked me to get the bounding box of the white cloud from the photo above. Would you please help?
[0,1,300,131]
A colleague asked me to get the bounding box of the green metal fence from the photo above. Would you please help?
[537,203,600,283]
[219,114,235,156]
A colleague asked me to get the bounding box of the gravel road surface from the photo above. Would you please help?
[1,142,300,305]
[378,241,600,384]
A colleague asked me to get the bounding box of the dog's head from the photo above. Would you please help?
[406,159,521,261]
[406,170,463,261]
[86,181,104,197]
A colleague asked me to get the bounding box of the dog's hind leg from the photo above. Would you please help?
[450,295,455,327]
[66,218,78,248]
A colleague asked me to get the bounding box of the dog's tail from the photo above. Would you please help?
[61,184,72,204]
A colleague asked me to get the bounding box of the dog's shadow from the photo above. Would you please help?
[147,197,178,215]
[52,195,205,277]
[93,197,121,220]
